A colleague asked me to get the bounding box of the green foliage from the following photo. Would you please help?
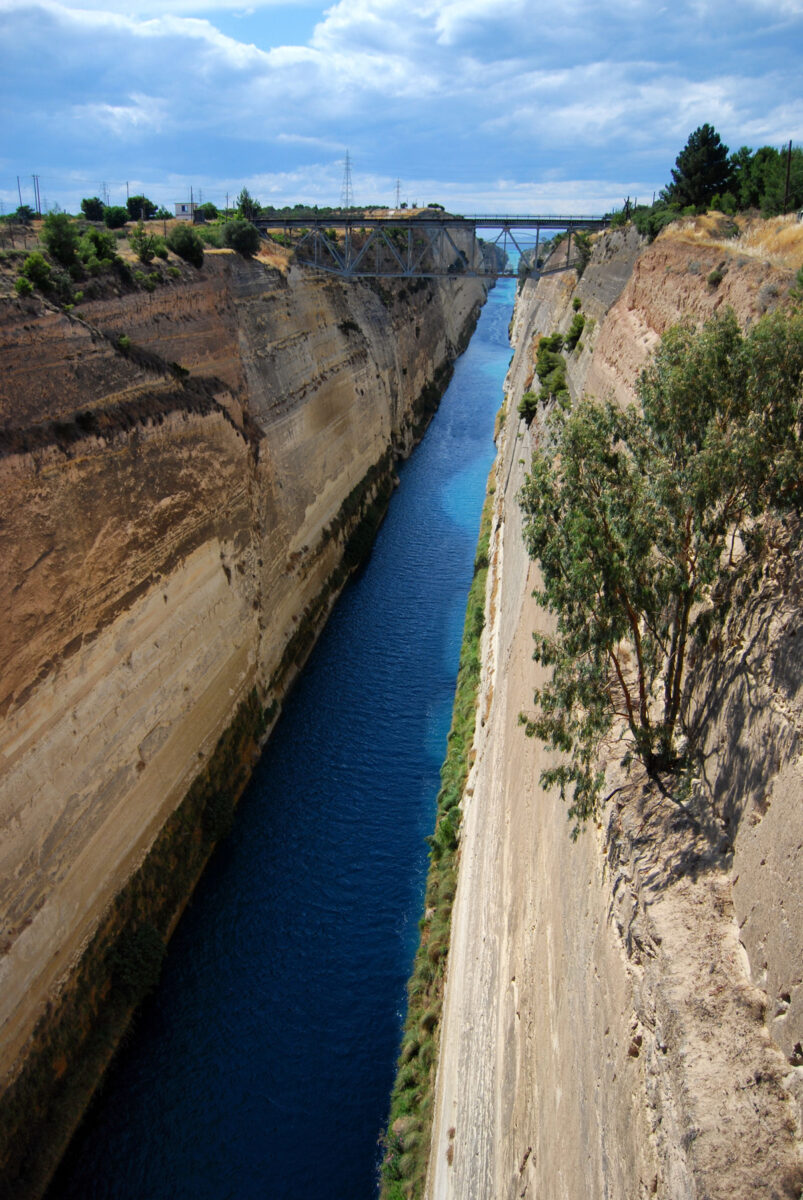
[236,187,260,221]
[759,146,803,215]
[126,195,156,221]
[572,296,582,311]
[110,923,165,1000]
[21,251,52,289]
[707,266,724,287]
[198,225,224,247]
[129,219,158,263]
[519,308,803,834]
[103,205,129,229]
[534,332,567,400]
[166,223,204,268]
[223,218,261,256]
[42,212,79,266]
[663,124,733,209]
[80,196,105,221]
[621,200,680,241]
[518,390,538,424]
[197,201,218,220]
[573,230,592,277]
[564,311,585,351]
[14,275,34,296]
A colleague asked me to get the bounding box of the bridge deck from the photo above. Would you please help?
[257,213,609,230]
[254,212,608,278]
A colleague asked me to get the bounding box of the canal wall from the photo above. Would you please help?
[0,244,490,1196]
[427,216,803,1199]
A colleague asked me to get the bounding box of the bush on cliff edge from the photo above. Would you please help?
[519,306,803,834]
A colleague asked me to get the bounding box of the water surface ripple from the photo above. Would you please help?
[49,278,516,1200]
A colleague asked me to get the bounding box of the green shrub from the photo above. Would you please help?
[707,267,724,287]
[572,296,582,311]
[21,251,52,289]
[166,223,204,268]
[79,227,117,263]
[198,225,224,248]
[104,205,129,229]
[110,923,165,1000]
[126,194,156,221]
[564,311,585,351]
[129,219,158,264]
[80,196,105,221]
[519,307,803,833]
[223,218,261,256]
[14,275,34,296]
[42,212,79,266]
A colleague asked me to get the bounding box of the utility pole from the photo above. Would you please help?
[16,176,22,208]
[395,178,401,209]
[126,180,129,201]
[32,175,41,216]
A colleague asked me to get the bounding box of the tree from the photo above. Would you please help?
[129,219,158,263]
[166,222,204,268]
[223,218,261,256]
[662,124,733,209]
[197,202,218,220]
[20,252,52,290]
[760,146,803,215]
[104,205,129,229]
[80,196,105,221]
[42,211,79,266]
[236,187,260,221]
[126,194,156,221]
[519,308,803,834]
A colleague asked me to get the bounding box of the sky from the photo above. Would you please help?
[1,0,802,216]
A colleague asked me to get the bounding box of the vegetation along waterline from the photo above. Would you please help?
[43,278,516,1199]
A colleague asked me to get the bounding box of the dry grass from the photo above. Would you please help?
[662,212,803,270]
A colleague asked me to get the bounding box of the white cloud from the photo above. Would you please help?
[72,94,168,134]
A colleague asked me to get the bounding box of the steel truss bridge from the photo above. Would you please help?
[255,213,610,280]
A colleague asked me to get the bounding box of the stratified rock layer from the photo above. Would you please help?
[428,217,803,1200]
[0,248,487,1193]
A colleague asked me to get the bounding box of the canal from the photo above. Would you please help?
[49,276,517,1200]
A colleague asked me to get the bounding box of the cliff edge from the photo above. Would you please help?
[0,244,488,1196]
[428,216,803,1199]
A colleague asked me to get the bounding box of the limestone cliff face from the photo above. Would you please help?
[0,248,487,1191]
[428,217,803,1200]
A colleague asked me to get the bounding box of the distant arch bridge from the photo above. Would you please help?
[255,213,610,280]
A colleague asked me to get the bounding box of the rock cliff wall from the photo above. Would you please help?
[0,247,488,1195]
[428,216,803,1199]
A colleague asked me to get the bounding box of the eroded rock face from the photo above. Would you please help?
[428,218,803,1200]
[0,249,487,1186]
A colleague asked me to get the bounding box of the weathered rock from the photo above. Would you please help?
[0,247,488,1193]
[428,215,803,1200]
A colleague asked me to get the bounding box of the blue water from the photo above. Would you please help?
[48,278,516,1200]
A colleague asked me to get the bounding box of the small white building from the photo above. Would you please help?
[174,201,197,221]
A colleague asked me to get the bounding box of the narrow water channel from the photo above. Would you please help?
[49,277,516,1200]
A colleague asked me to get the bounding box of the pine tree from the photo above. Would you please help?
[662,124,733,209]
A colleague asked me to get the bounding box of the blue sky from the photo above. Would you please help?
[1,0,801,215]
